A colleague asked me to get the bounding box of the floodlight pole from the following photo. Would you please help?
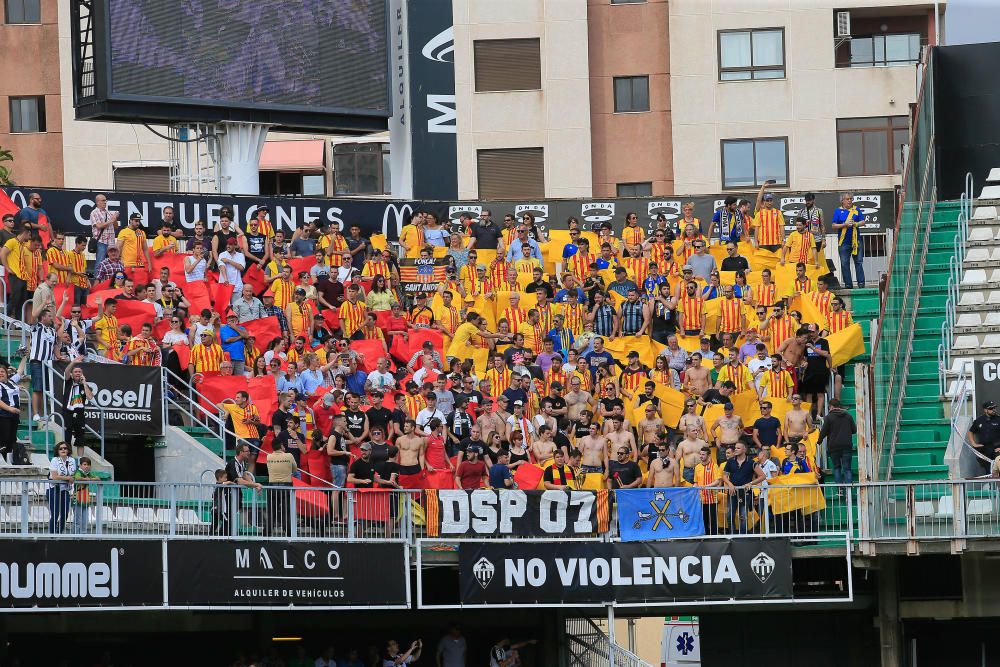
[215,121,272,195]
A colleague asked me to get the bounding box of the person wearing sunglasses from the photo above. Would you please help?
[607,445,643,489]
[47,441,77,533]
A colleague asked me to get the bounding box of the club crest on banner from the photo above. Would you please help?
[473,556,495,589]
[751,551,776,583]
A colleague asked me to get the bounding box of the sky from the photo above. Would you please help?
[945,0,1000,45]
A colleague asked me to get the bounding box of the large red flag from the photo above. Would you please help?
[153,319,171,342]
[243,264,268,295]
[286,256,318,276]
[151,253,188,283]
[293,477,331,518]
[184,281,213,315]
[349,339,388,373]
[0,190,18,219]
[126,267,150,288]
[408,328,443,360]
[195,375,248,412]
[389,334,410,364]
[321,308,340,332]
[36,213,52,248]
[353,488,390,521]
[114,299,157,334]
[172,343,191,371]
[86,288,123,310]
[513,464,545,491]
[52,284,73,312]
[246,375,278,425]
[210,282,235,311]
[242,316,281,347]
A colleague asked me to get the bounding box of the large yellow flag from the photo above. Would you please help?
[370,234,388,251]
[828,322,866,367]
[789,293,828,330]
[753,247,781,272]
[676,334,702,352]
[654,385,688,429]
[765,472,827,515]
[703,299,722,335]
[730,389,762,426]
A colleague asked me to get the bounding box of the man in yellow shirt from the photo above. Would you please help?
[220,391,263,448]
[779,218,819,268]
[116,213,151,269]
[0,225,31,318]
[93,297,121,360]
[151,224,179,257]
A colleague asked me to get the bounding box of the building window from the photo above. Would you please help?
[332,143,390,196]
[474,38,542,92]
[4,0,40,24]
[611,0,645,4]
[848,34,921,67]
[613,76,650,113]
[113,166,170,192]
[718,28,785,80]
[617,182,652,198]
[477,148,544,199]
[8,96,45,133]
[721,137,788,189]
[259,172,327,197]
[837,116,908,176]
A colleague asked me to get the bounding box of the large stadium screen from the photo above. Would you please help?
[106,0,389,117]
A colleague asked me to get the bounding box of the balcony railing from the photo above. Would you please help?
[6,479,1000,547]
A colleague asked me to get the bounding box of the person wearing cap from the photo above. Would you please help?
[218,236,247,295]
[347,442,376,489]
[800,192,825,253]
[113,212,150,269]
[968,401,1000,474]
[250,204,274,238]
[504,399,536,446]
[407,292,436,329]
[189,328,225,374]
[454,443,488,489]
[219,313,250,375]
[211,213,243,265]
[243,215,270,269]
[752,182,786,252]
[285,285,315,343]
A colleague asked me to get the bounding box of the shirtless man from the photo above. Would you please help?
[647,442,678,487]
[677,399,707,440]
[784,393,815,444]
[710,402,745,454]
[777,327,809,377]
[674,427,709,485]
[577,422,609,475]
[532,424,558,464]
[684,353,712,397]
[602,404,632,434]
[476,395,507,439]
[606,415,638,461]
[396,419,425,478]
[637,404,665,460]
[565,375,596,422]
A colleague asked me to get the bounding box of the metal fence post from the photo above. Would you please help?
[20,482,29,535]
[95,484,104,535]
[347,489,355,540]
[169,484,177,536]
[289,487,298,539]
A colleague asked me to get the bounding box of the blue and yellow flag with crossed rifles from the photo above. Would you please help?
[617,488,705,541]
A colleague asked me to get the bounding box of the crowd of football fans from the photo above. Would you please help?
[3,184,864,533]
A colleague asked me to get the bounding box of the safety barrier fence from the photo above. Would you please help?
[2,479,999,544]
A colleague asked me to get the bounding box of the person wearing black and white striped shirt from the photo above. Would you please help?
[28,308,57,424]
[0,362,24,464]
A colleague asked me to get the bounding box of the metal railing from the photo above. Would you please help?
[0,480,413,541]
[938,173,974,395]
[565,617,654,667]
[42,360,106,458]
[5,479,1000,545]
[871,45,937,481]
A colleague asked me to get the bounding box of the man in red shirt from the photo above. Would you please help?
[454,445,488,489]
[311,392,339,438]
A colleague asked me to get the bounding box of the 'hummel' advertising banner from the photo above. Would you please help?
[167,541,409,608]
[459,539,792,606]
[427,489,610,538]
[0,540,162,609]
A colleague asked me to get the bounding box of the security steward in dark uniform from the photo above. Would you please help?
[968,400,1000,473]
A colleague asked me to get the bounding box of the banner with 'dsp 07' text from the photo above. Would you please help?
[167,541,409,608]
[427,489,610,538]
[459,538,792,606]
[57,363,163,437]
[0,540,163,609]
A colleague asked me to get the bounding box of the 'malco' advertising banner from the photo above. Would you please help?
[57,362,163,437]
[167,541,409,608]
[427,489,610,538]
[0,540,162,609]
[458,538,792,606]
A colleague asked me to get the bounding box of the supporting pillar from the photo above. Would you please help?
[878,555,902,667]
[216,121,271,195]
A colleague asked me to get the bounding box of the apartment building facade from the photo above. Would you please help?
[1,0,943,199]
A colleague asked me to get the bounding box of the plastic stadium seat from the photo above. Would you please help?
[985,169,1000,183]
[986,312,1000,327]
[154,509,172,524]
[967,499,994,519]
[960,291,985,307]
[983,334,1000,348]
[957,313,982,328]
[28,506,50,524]
[961,270,988,286]
[113,507,137,524]
[953,335,980,350]
[3,506,22,524]
[965,247,990,263]
[979,185,1000,199]
[935,496,955,520]
[972,205,997,219]
[135,508,157,524]
[177,509,207,526]
[89,505,115,524]
[970,228,995,242]
[914,501,935,519]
